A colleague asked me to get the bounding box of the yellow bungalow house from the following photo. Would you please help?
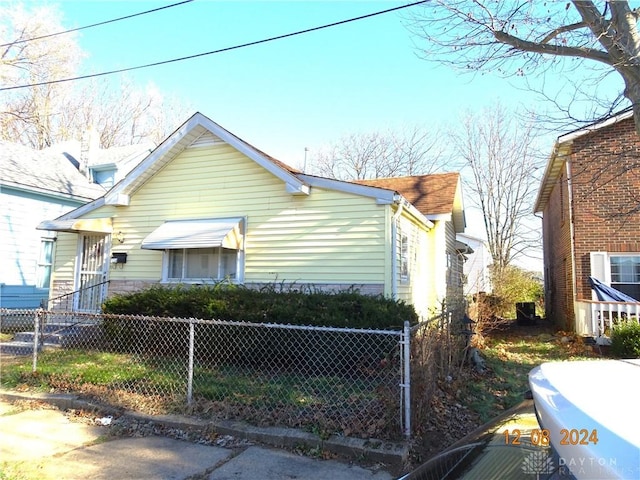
[38,112,466,321]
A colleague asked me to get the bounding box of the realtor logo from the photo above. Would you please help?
[522,450,555,478]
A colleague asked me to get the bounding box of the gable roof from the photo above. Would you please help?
[353,173,466,231]
[39,113,453,234]
[0,141,106,201]
[104,112,309,206]
[534,108,634,213]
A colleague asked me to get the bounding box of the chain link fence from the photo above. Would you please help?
[409,311,469,434]
[1,309,410,440]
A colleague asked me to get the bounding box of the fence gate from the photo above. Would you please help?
[76,234,108,312]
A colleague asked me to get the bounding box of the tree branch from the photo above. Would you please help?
[539,21,587,44]
[493,29,613,65]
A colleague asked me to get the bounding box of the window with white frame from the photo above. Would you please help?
[167,247,238,282]
[90,166,117,188]
[36,237,55,289]
[590,252,640,301]
[400,233,409,283]
[141,217,245,284]
[610,255,640,300]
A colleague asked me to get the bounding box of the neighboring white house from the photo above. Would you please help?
[1,138,153,308]
[456,232,492,296]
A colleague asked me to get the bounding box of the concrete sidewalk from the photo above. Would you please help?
[0,395,398,480]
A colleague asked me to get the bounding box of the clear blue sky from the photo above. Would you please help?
[56,0,615,270]
[58,0,552,166]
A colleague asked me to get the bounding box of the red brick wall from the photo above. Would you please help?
[570,117,640,301]
[542,165,574,329]
[542,116,640,329]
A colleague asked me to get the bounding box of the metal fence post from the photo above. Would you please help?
[32,309,42,373]
[401,320,411,438]
[187,319,194,405]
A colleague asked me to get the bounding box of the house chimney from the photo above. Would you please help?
[80,127,99,179]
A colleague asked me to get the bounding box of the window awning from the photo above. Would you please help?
[141,218,244,250]
[37,218,113,234]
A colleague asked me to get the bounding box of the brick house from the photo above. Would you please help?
[534,109,640,335]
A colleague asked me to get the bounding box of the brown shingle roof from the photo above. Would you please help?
[353,172,460,217]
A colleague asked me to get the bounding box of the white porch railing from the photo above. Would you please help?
[585,300,640,343]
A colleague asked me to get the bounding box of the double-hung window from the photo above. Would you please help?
[610,255,640,301]
[142,217,244,283]
[36,236,55,289]
[591,252,640,301]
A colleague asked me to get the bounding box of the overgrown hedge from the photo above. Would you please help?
[102,283,418,329]
[100,284,417,375]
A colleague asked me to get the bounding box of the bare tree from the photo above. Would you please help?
[69,77,192,148]
[450,104,542,272]
[0,3,83,148]
[0,3,192,149]
[310,126,445,180]
[407,1,640,133]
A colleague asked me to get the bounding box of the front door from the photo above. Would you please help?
[76,234,109,312]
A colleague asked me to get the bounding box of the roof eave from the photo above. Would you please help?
[0,180,98,204]
[394,194,435,229]
[298,174,397,204]
[534,141,572,213]
[558,109,633,144]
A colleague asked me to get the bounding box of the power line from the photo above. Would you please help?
[0,1,427,92]
[0,0,194,48]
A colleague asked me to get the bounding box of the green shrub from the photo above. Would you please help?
[101,284,416,374]
[610,319,640,358]
[489,265,544,319]
[102,283,417,329]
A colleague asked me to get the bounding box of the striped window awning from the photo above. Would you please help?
[141,218,243,250]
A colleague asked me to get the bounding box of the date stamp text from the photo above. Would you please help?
[504,429,599,447]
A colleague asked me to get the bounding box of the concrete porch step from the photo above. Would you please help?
[0,341,51,356]
[1,322,100,355]
[13,331,65,345]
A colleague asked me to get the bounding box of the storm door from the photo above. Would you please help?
[75,234,109,312]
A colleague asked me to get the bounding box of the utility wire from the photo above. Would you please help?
[0,1,427,92]
[0,0,194,48]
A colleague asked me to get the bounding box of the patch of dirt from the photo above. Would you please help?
[406,319,604,469]
[409,381,482,466]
